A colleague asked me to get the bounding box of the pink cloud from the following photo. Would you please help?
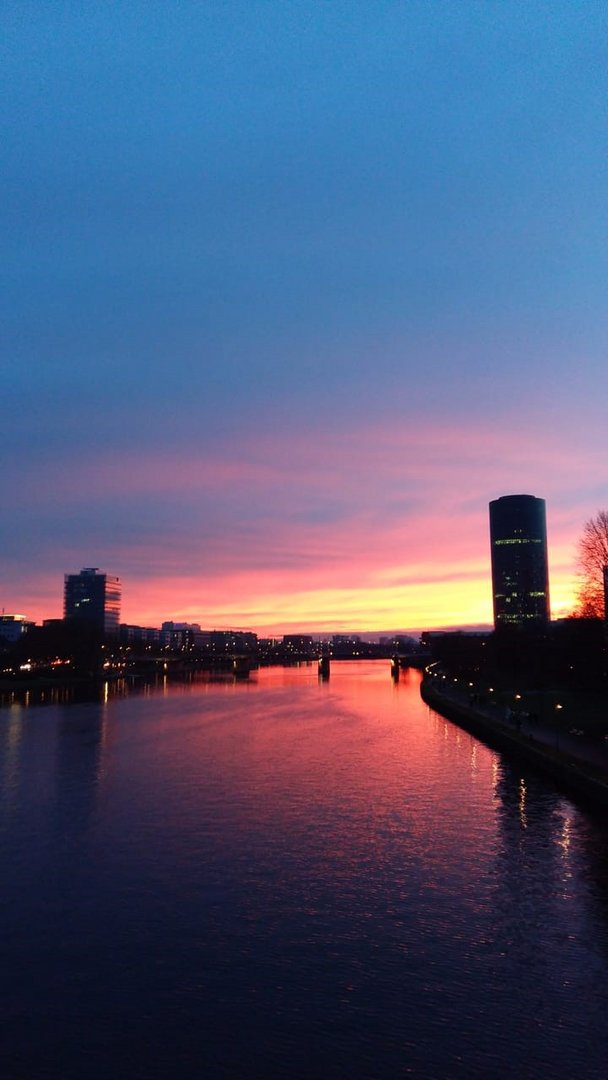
[2,416,603,631]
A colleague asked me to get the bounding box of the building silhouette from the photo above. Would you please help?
[0,614,34,644]
[64,568,121,636]
[489,494,550,628]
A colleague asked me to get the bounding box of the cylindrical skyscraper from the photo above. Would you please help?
[489,494,550,628]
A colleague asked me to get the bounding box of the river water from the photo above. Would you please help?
[1,661,608,1079]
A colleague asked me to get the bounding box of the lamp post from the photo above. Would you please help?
[555,703,563,751]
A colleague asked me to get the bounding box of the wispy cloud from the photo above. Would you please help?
[2,417,596,629]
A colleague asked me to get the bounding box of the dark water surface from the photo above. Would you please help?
[1,662,608,1079]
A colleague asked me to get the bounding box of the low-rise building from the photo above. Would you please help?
[0,614,34,644]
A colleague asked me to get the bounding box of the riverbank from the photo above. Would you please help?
[420,673,608,809]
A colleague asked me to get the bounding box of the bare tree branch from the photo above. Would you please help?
[575,511,608,618]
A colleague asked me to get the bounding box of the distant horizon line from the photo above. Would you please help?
[4,609,497,641]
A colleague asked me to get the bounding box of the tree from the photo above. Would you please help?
[575,510,608,618]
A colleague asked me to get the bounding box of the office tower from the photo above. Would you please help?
[64,568,121,636]
[489,494,550,628]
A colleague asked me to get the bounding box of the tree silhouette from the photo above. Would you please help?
[576,510,608,618]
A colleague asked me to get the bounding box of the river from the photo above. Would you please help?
[1,661,608,1078]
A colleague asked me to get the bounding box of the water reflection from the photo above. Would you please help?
[0,704,23,817]
[0,668,261,712]
[1,662,607,1079]
[53,702,108,838]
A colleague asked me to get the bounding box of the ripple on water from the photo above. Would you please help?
[1,662,608,1078]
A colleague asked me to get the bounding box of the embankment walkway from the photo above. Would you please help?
[420,673,608,809]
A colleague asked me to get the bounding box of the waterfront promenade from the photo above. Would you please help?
[420,668,608,808]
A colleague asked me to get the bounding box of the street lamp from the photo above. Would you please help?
[555,703,563,750]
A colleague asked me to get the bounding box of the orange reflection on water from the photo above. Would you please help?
[98,661,502,904]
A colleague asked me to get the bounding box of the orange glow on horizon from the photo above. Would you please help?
[0,419,589,634]
[16,564,578,637]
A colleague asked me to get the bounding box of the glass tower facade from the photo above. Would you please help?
[489,495,550,628]
[64,568,121,636]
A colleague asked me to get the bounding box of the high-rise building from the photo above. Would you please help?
[489,494,550,628]
[64,568,121,636]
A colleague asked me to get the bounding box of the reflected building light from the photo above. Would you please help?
[8,711,22,750]
[1,710,24,814]
[558,808,573,862]
[519,778,528,829]
[559,819,571,859]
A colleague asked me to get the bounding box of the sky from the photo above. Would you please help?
[2,1,607,635]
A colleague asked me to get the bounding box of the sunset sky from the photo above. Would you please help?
[2,2,607,634]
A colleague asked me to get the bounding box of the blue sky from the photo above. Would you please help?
[2,2,607,630]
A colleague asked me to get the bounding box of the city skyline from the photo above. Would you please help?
[2,4,607,634]
[0,484,583,637]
